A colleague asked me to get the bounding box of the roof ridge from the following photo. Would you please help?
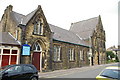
[69,16,99,39]
[72,16,98,24]
[49,23,70,32]
[79,29,95,33]
[12,11,25,17]
[25,8,37,17]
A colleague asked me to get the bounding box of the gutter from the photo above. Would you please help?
[53,39,90,48]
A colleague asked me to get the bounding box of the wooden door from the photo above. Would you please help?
[32,52,40,70]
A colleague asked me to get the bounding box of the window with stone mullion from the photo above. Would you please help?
[53,46,57,61]
[34,23,37,34]
[80,50,83,60]
[71,49,74,61]
[57,46,61,61]
[69,48,74,61]
[53,46,61,61]
[37,20,41,34]
[34,20,43,35]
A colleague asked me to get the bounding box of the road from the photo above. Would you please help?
[57,63,119,78]
[39,62,119,79]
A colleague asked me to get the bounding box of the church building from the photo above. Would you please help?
[0,5,106,72]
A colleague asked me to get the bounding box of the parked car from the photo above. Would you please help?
[96,66,120,80]
[0,64,38,80]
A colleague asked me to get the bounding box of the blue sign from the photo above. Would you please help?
[22,44,30,55]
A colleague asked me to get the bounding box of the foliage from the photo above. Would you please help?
[115,55,119,62]
[106,51,119,62]
[106,51,115,60]
[106,60,115,64]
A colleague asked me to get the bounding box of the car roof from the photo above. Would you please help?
[3,64,34,68]
[105,66,120,70]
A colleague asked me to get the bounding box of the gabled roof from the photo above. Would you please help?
[3,5,92,47]
[22,9,38,25]
[49,24,89,47]
[69,17,99,39]
[10,11,25,25]
[0,32,20,45]
[10,9,90,47]
[10,9,37,25]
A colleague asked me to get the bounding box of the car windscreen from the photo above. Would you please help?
[100,69,120,79]
[0,65,11,72]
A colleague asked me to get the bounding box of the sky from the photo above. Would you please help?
[119,2,120,46]
[0,0,119,49]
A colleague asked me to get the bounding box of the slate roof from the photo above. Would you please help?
[49,24,89,46]
[69,17,99,39]
[10,11,25,25]
[10,9,37,25]
[22,9,37,25]
[5,5,96,47]
[0,32,20,45]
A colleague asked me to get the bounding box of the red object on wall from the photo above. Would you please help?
[1,49,18,67]
[2,55,10,67]
[32,52,40,70]
[10,55,17,65]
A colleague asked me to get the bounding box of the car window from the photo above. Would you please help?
[23,65,34,72]
[100,69,120,79]
[5,66,22,73]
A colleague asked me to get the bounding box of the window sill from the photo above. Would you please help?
[32,33,44,36]
[53,60,63,63]
[69,60,75,62]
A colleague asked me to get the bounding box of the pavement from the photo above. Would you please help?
[39,62,119,78]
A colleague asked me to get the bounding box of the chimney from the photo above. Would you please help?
[6,5,13,12]
[71,23,73,25]
[38,5,41,9]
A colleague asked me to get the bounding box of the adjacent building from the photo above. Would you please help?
[0,32,20,67]
[118,45,120,61]
[70,16,106,65]
[0,5,106,72]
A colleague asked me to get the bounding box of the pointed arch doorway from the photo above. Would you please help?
[32,42,42,71]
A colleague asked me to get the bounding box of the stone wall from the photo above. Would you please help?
[91,19,106,65]
[21,10,52,71]
[52,40,89,70]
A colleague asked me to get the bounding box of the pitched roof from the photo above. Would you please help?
[6,5,90,47]
[10,9,37,26]
[22,9,38,25]
[0,32,20,45]
[10,5,42,26]
[69,17,99,39]
[10,11,25,25]
[49,24,89,47]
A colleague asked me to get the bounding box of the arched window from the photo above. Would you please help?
[33,42,41,51]
[34,23,37,34]
[33,19,43,35]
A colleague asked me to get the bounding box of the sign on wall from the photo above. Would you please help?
[22,44,30,55]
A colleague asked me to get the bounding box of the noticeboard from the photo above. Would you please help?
[22,44,30,55]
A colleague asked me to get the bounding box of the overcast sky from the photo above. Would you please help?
[0,0,119,48]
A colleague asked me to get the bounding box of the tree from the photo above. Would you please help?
[106,51,115,60]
